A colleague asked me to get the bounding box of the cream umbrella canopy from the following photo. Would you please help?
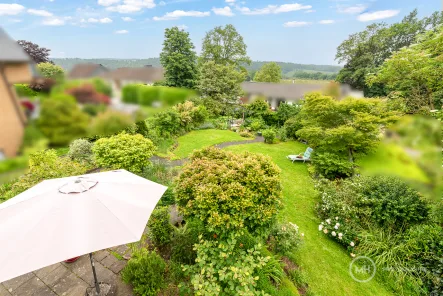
[0,169,167,293]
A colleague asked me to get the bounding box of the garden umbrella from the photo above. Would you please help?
[0,169,167,294]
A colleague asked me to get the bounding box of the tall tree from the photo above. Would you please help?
[197,61,244,115]
[37,62,65,80]
[367,27,443,112]
[160,26,198,89]
[254,62,282,83]
[17,40,52,64]
[335,10,443,94]
[200,24,251,68]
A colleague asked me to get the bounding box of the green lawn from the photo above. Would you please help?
[170,129,252,159]
[225,142,393,296]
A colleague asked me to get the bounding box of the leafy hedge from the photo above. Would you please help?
[121,84,196,107]
[15,84,39,98]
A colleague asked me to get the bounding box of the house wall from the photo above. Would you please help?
[0,63,31,158]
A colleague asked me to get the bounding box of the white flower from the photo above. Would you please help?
[332,231,336,237]
[336,223,340,227]
[334,225,339,229]
[350,241,355,247]
[350,253,356,258]
[326,219,331,224]
[301,233,305,237]
[338,235,343,240]
[323,229,328,234]
[318,225,323,231]
[335,217,339,220]
[338,233,343,237]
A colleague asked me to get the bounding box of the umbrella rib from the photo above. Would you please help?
[94,196,140,241]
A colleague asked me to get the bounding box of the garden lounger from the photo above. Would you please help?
[287,147,313,163]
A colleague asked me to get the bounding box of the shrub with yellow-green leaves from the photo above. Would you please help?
[174,147,282,236]
[92,133,156,173]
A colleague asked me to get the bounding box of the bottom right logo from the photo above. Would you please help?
[349,256,376,283]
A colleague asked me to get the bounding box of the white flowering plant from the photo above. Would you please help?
[267,222,304,255]
[318,216,358,255]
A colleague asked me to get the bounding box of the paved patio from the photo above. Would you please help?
[0,244,134,296]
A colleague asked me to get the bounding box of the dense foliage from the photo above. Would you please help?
[368,26,443,112]
[121,249,167,296]
[160,26,198,89]
[254,62,282,83]
[147,206,174,248]
[121,84,196,106]
[335,10,443,94]
[92,133,155,173]
[89,111,134,137]
[38,94,89,146]
[296,92,399,178]
[17,40,51,64]
[67,139,93,164]
[37,62,65,80]
[175,147,282,236]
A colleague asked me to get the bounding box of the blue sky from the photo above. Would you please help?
[0,0,441,65]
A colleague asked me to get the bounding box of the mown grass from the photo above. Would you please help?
[225,141,393,296]
[170,129,252,159]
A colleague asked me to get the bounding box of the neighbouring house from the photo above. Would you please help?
[241,81,364,109]
[68,63,109,79]
[99,65,164,97]
[0,28,37,159]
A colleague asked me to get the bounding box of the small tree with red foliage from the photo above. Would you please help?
[66,84,110,105]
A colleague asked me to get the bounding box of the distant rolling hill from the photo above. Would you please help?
[52,58,341,79]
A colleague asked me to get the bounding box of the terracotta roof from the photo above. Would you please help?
[100,67,164,82]
[68,63,108,79]
[241,82,326,100]
[0,28,32,62]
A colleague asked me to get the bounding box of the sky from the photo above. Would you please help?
[0,0,441,65]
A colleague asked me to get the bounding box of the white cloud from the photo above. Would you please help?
[357,10,400,22]
[238,3,312,15]
[283,21,311,27]
[304,9,315,13]
[122,16,134,21]
[319,19,335,24]
[177,24,188,30]
[337,4,366,14]
[153,10,210,21]
[225,0,235,6]
[42,18,65,26]
[212,6,234,17]
[159,1,166,5]
[0,3,25,15]
[27,9,53,17]
[106,0,155,13]
[115,29,129,34]
[98,0,120,6]
[82,17,113,23]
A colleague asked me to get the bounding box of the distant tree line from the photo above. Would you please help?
[291,71,337,81]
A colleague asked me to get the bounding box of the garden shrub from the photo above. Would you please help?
[37,62,64,80]
[262,129,276,144]
[277,127,287,142]
[90,78,112,97]
[82,103,107,117]
[147,206,174,248]
[121,248,167,296]
[184,236,270,295]
[68,139,93,164]
[276,103,301,125]
[249,118,265,132]
[29,78,56,93]
[89,110,134,137]
[247,99,270,118]
[268,223,303,255]
[175,147,282,236]
[173,101,208,131]
[122,84,140,104]
[2,150,88,200]
[240,131,253,138]
[151,109,182,137]
[66,84,110,105]
[170,218,206,264]
[15,84,38,98]
[139,86,160,106]
[284,117,302,139]
[92,133,155,173]
[256,255,284,287]
[311,152,355,179]
[38,94,89,146]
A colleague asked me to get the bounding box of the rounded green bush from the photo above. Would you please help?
[92,133,156,173]
[262,129,276,144]
[89,111,134,137]
[175,147,282,236]
[147,206,174,248]
[68,139,93,163]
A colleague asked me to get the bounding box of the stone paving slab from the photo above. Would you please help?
[0,245,133,296]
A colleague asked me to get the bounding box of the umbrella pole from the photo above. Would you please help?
[89,253,101,295]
